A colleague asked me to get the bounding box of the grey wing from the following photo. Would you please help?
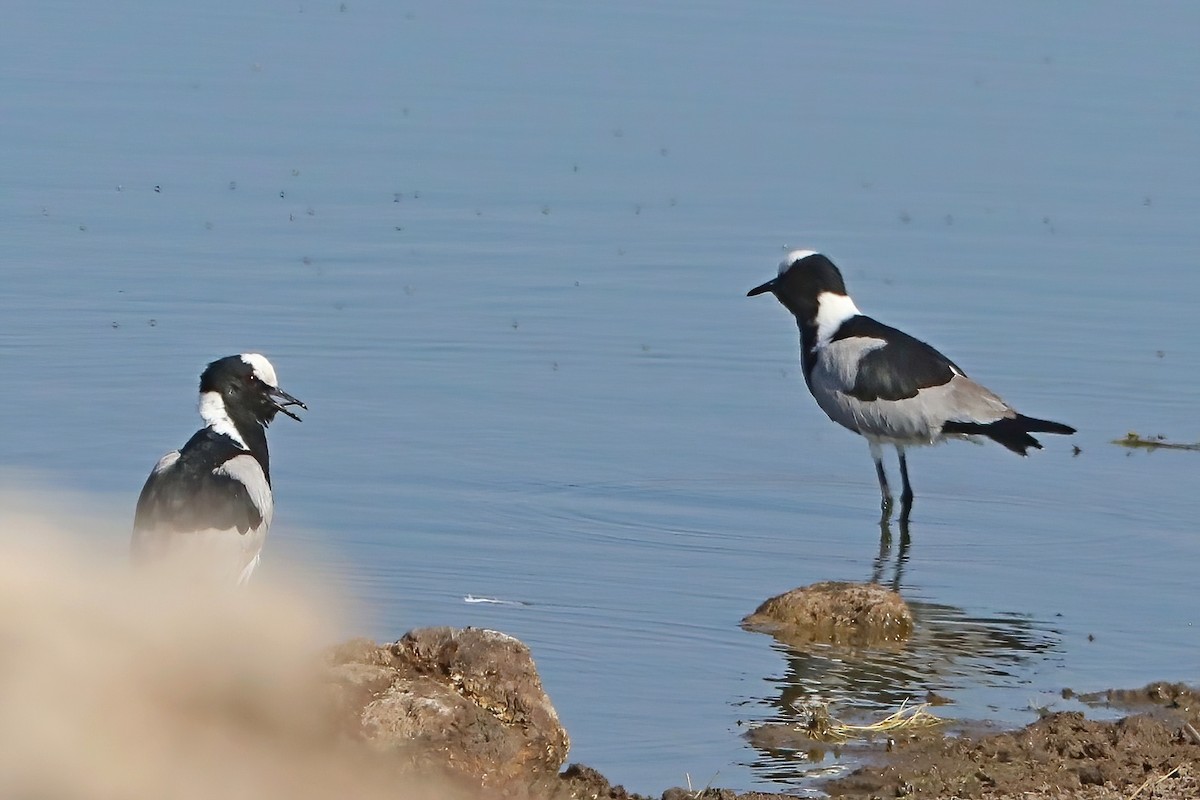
[811,341,1013,442]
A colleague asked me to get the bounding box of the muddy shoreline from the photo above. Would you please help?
[550,683,1200,799]
[325,630,1199,799]
[340,581,1200,800]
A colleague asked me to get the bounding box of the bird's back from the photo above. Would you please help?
[132,428,273,585]
[809,315,1013,443]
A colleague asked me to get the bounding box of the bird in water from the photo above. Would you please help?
[131,353,305,583]
[748,250,1075,521]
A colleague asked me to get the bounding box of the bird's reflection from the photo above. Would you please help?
[741,517,1061,787]
[869,515,910,590]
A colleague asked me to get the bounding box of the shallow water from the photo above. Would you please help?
[3,1,1199,793]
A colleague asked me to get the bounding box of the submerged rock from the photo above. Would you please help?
[741,581,912,647]
[325,626,570,791]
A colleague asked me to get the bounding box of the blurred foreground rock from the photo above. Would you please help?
[741,580,912,646]
[325,626,570,792]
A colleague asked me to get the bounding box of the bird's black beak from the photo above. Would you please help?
[268,386,306,422]
[746,278,777,297]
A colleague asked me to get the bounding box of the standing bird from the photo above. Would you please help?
[747,250,1074,520]
[132,353,306,584]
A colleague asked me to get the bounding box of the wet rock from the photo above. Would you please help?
[326,627,569,791]
[743,720,840,762]
[741,581,913,646]
[1076,763,1104,785]
[540,763,657,799]
[1077,681,1200,712]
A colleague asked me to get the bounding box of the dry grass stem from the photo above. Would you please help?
[1128,764,1182,799]
[793,698,942,744]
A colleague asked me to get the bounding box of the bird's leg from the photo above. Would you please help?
[896,445,914,522]
[869,440,893,518]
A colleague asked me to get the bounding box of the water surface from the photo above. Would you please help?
[3,2,1198,793]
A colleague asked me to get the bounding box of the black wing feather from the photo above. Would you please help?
[832,316,963,402]
[134,429,264,536]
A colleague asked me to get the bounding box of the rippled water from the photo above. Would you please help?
[3,1,1199,793]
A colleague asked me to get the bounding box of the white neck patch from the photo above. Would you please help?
[239,353,279,388]
[198,391,248,449]
[814,291,861,345]
[779,249,819,275]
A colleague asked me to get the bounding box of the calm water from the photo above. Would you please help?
[3,1,1199,793]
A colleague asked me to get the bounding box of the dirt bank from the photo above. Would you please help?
[545,683,1200,800]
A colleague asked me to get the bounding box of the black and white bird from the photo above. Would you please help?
[748,250,1075,519]
[131,353,306,584]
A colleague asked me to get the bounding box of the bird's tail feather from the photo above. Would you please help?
[1015,415,1076,436]
[942,414,1075,456]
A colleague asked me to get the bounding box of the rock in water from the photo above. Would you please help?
[741,581,913,647]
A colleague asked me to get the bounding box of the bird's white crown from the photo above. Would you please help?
[779,249,819,275]
[240,353,279,388]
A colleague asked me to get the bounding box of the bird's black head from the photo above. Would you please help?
[199,354,306,427]
[746,249,849,323]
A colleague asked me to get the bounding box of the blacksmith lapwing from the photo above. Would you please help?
[131,353,305,583]
[748,250,1074,520]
